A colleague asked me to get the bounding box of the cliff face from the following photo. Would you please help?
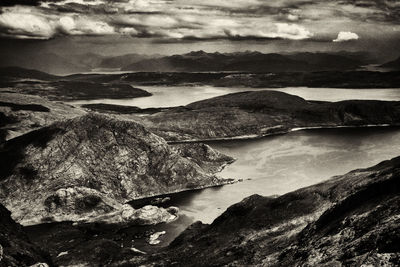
[133,90,400,141]
[0,114,233,225]
[0,203,50,267]
[127,156,400,266]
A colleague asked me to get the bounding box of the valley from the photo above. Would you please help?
[0,67,399,266]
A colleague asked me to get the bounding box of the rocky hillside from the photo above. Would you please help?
[132,90,400,141]
[125,155,400,266]
[0,92,86,142]
[0,203,51,267]
[0,114,234,225]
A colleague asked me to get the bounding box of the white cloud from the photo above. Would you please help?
[275,23,313,40]
[0,7,116,39]
[287,14,299,21]
[222,23,313,40]
[119,27,139,35]
[333,31,359,42]
[72,18,115,35]
[0,8,55,39]
[59,16,76,33]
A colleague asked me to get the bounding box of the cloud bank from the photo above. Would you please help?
[0,0,398,43]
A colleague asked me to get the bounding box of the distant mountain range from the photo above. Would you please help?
[0,50,397,74]
[122,50,369,72]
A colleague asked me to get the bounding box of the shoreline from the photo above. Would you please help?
[128,177,238,206]
[167,123,399,144]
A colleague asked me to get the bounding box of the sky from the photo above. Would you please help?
[0,0,399,58]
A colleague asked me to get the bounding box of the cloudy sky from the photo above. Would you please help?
[0,0,399,58]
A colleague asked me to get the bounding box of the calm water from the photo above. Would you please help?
[71,86,400,108]
[142,127,400,250]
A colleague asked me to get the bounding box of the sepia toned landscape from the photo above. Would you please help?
[0,1,399,266]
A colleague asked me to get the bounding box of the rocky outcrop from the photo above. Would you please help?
[124,155,400,266]
[172,143,236,173]
[0,113,234,225]
[133,90,400,141]
[0,203,51,267]
[82,204,179,225]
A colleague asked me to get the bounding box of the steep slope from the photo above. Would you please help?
[126,156,400,266]
[0,203,51,267]
[0,114,233,225]
[381,56,400,70]
[132,90,400,141]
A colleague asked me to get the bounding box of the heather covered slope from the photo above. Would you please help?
[133,90,400,141]
[0,114,234,225]
[0,203,51,267]
[127,156,400,266]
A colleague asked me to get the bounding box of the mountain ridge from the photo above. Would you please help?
[122,51,365,72]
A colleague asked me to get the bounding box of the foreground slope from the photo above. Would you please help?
[133,90,400,141]
[0,114,233,225]
[0,203,50,267]
[126,156,400,266]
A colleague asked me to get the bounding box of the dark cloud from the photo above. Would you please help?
[0,0,41,7]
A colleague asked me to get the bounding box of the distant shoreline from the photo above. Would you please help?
[168,124,399,144]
